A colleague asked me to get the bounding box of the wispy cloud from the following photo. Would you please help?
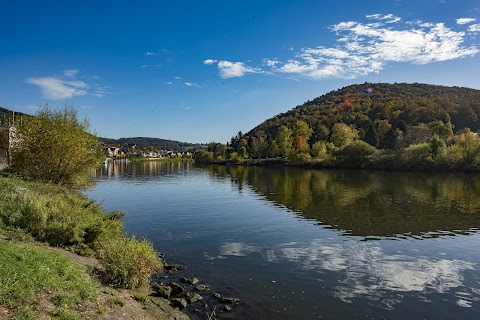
[26,70,108,99]
[184,82,199,87]
[206,14,479,80]
[456,18,476,25]
[164,81,173,85]
[174,76,182,80]
[145,51,156,56]
[64,69,79,77]
[91,87,109,97]
[26,77,88,99]
[469,24,480,32]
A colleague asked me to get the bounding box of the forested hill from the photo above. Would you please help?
[100,137,207,152]
[248,83,480,147]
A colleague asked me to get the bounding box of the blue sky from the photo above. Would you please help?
[1,0,479,143]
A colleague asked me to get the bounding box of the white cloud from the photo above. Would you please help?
[145,51,156,56]
[165,81,173,85]
[91,87,108,97]
[264,59,280,67]
[366,13,401,23]
[270,15,479,79]
[206,14,479,81]
[184,82,199,87]
[217,60,262,78]
[26,77,88,99]
[469,24,480,32]
[64,69,79,77]
[174,76,181,80]
[203,59,217,65]
[456,18,476,25]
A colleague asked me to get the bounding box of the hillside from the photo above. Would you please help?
[248,82,480,148]
[101,136,207,152]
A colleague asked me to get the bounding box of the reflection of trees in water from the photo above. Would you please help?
[95,160,193,178]
[217,166,480,238]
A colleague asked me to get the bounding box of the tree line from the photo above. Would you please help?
[195,83,480,171]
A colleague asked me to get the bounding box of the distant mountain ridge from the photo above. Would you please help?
[100,137,207,152]
[248,82,480,141]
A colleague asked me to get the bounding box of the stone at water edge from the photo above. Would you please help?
[223,305,232,311]
[181,277,200,285]
[152,283,172,299]
[212,292,221,299]
[171,298,188,309]
[165,264,184,274]
[169,282,186,297]
[186,292,203,304]
[218,296,239,304]
[195,284,211,291]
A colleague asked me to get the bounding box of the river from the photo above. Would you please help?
[86,161,480,319]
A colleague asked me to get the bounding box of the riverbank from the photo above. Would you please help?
[0,173,190,319]
[206,154,480,173]
[0,230,189,320]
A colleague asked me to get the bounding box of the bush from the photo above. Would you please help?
[97,237,163,289]
[10,106,103,188]
[287,152,312,165]
[334,140,377,168]
[193,150,214,163]
[227,152,243,163]
[401,143,433,169]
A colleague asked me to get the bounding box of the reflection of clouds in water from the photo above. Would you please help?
[219,242,260,257]
[266,240,478,308]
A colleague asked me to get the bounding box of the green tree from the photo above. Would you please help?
[330,123,358,147]
[293,121,312,140]
[365,122,379,147]
[311,140,329,159]
[454,130,480,166]
[10,106,103,187]
[276,125,292,157]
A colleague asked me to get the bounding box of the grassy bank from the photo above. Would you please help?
[0,172,168,318]
[0,239,98,319]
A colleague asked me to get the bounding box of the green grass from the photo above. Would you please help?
[0,240,97,319]
[0,173,163,290]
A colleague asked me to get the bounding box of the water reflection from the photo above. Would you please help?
[210,165,480,238]
[96,160,193,178]
[89,162,480,318]
[266,240,476,308]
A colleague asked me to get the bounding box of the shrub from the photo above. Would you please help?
[10,106,103,188]
[97,237,163,289]
[287,152,312,165]
[193,150,214,163]
[334,140,377,168]
[401,143,433,169]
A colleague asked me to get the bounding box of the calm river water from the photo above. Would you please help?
[87,161,480,319]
